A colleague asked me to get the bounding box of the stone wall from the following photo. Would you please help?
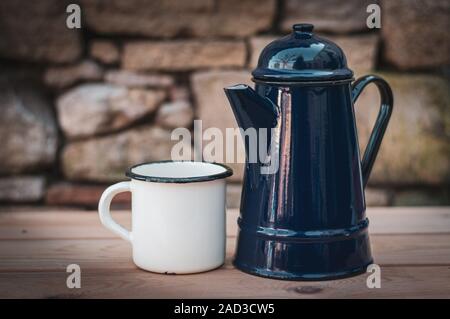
[0,0,448,208]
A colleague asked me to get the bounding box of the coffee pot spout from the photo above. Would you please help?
[224,84,278,132]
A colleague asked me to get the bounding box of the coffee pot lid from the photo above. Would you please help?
[252,24,353,83]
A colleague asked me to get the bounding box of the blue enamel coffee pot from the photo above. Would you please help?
[224,24,393,280]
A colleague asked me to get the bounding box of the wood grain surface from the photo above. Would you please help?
[0,207,449,298]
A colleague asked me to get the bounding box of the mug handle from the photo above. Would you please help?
[352,74,393,188]
[98,181,132,242]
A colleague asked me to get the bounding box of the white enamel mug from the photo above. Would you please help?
[98,160,233,274]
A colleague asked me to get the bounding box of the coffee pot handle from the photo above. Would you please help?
[352,75,393,188]
[98,181,132,242]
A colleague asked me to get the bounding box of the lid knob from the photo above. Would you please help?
[293,23,314,33]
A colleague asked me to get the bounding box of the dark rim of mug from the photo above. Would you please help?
[125,160,233,184]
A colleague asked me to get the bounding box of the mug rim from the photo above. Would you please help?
[125,160,233,184]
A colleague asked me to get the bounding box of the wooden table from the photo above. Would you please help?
[0,207,449,298]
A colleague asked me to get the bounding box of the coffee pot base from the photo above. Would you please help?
[233,260,372,281]
[233,223,374,281]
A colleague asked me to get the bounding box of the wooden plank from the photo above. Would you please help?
[0,210,130,239]
[0,208,449,299]
[0,266,448,299]
[0,234,449,272]
[367,207,450,234]
[0,210,235,239]
[0,207,449,240]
